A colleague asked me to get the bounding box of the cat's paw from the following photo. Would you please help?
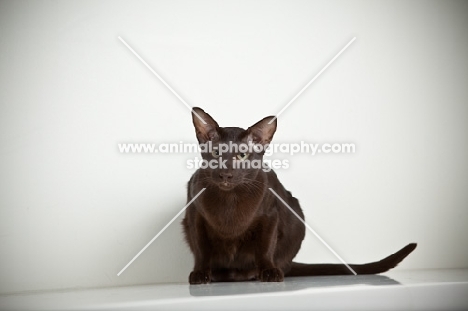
[260,267,284,282]
[189,270,211,284]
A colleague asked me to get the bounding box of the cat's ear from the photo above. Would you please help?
[192,107,220,143]
[247,116,277,145]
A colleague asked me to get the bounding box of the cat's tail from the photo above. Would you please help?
[286,243,417,277]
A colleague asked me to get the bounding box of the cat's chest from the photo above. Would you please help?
[201,193,260,238]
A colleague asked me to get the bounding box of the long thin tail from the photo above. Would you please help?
[286,243,417,277]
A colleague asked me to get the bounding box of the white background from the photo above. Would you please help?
[0,0,467,294]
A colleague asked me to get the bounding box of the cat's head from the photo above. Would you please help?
[191,107,277,191]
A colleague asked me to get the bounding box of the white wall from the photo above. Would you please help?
[1,0,467,294]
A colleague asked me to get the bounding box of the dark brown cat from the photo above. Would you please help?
[182,107,416,284]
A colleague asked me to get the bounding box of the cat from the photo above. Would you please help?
[182,107,416,284]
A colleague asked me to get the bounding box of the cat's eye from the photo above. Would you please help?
[212,149,220,158]
[237,152,249,161]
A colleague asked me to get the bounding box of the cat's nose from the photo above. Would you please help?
[219,172,233,182]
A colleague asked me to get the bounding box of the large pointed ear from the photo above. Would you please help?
[247,116,277,145]
[192,107,220,143]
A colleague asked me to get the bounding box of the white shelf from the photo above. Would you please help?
[1,269,467,310]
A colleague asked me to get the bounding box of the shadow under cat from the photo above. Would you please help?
[189,274,400,297]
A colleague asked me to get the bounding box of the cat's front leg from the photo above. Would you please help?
[189,269,211,284]
[188,215,212,284]
[255,215,284,282]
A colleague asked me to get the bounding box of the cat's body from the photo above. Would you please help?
[182,108,416,284]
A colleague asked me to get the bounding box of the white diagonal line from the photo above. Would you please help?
[118,36,206,124]
[269,37,356,124]
[117,188,206,276]
[269,188,357,275]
